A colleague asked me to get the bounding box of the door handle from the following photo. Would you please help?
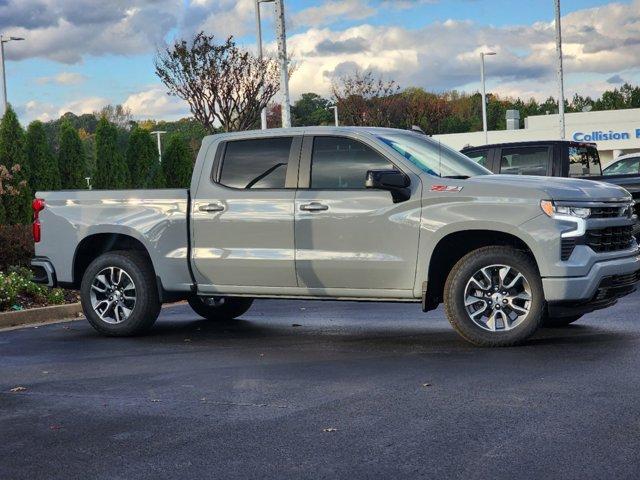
[199,203,225,213]
[300,202,329,212]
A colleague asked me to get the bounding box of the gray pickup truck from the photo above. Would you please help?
[31,127,640,346]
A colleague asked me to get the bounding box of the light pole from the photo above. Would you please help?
[554,0,566,139]
[480,51,496,145]
[150,130,167,163]
[329,106,339,126]
[0,35,25,117]
[274,0,292,128]
[255,0,273,130]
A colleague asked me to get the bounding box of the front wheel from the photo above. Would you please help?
[188,296,254,321]
[444,246,544,347]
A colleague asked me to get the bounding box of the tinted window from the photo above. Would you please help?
[465,150,489,168]
[219,137,292,189]
[311,136,394,188]
[569,145,601,177]
[500,147,549,176]
[604,158,640,175]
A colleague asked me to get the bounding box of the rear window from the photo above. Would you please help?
[499,146,550,176]
[219,137,292,189]
[568,145,601,177]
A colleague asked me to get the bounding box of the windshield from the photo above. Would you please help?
[377,133,491,178]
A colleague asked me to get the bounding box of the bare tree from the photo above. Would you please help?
[94,104,134,130]
[155,33,282,133]
[331,69,401,127]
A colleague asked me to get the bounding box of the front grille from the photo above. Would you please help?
[590,206,626,218]
[599,270,640,289]
[586,225,634,253]
[560,238,576,260]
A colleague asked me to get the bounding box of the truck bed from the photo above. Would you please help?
[34,189,193,293]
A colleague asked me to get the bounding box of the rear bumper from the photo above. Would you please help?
[31,257,56,287]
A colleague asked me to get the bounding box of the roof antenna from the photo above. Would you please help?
[411,125,427,135]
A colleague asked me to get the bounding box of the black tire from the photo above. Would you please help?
[80,250,161,336]
[443,246,544,347]
[541,313,583,328]
[188,296,254,321]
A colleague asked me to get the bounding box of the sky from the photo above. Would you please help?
[1,0,639,123]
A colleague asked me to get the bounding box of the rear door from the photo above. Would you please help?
[294,134,421,293]
[191,135,302,291]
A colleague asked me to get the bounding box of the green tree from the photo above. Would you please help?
[0,106,30,224]
[94,116,129,189]
[25,120,60,192]
[162,134,193,188]
[127,127,164,188]
[292,93,334,126]
[58,121,87,189]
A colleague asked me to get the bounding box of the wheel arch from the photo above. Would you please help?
[422,228,541,309]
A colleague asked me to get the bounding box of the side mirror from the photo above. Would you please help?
[365,169,411,203]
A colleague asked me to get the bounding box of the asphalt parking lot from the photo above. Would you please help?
[2,293,640,480]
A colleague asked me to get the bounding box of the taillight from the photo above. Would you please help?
[32,198,45,243]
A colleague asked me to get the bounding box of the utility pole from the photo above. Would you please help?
[554,0,566,139]
[274,0,291,128]
[0,35,25,117]
[480,51,496,145]
[150,130,167,163]
[255,0,271,130]
[329,106,339,126]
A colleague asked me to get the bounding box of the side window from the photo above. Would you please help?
[465,150,489,168]
[500,147,550,176]
[605,158,640,175]
[569,145,601,177]
[218,137,293,189]
[310,136,394,189]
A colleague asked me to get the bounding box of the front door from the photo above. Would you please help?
[192,135,301,292]
[294,135,421,294]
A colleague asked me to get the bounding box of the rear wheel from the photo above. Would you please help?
[541,313,583,327]
[444,246,544,347]
[188,296,254,321]
[80,250,161,336]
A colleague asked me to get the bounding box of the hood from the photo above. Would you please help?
[467,174,632,202]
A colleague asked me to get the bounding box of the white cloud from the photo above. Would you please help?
[123,85,190,120]
[35,72,87,85]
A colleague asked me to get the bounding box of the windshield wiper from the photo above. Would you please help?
[442,175,469,179]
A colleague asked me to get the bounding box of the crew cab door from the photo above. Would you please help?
[294,134,421,294]
[191,135,302,292]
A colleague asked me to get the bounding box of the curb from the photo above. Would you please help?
[0,303,83,330]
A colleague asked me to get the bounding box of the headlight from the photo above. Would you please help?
[540,200,590,219]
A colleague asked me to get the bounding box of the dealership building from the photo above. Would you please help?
[434,107,640,167]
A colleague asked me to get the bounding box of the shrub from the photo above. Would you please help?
[0,271,19,309]
[0,225,34,270]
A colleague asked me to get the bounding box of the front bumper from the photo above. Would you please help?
[544,253,640,317]
[31,257,56,287]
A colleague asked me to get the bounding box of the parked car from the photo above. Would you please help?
[603,153,640,176]
[461,140,640,236]
[31,127,640,347]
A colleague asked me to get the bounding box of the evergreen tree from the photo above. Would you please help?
[58,121,87,189]
[162,134,193,188]
[26,120,60,192]
[0,106,31,224]
[126,127,164,188]
[94,116,129,189]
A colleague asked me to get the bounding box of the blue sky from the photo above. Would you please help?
[2,0,638,123]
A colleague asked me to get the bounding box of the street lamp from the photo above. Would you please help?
[255,0,274,130]
[554,0,566,139]
[329,106,339,126]
[150,131,167,163]
[0,35,25,117]
[254,0,291,129]
[480,51,496,145]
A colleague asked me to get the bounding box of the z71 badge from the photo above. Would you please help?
[430,185,463,192]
